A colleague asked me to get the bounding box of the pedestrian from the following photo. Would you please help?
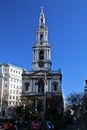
[14,123,18,130]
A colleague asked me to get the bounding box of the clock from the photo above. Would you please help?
[39,61,44,68]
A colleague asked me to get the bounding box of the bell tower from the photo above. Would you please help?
[22,7,63,116]
[32,7,52,71]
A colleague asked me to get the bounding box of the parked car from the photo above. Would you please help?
[0,117,9,128]
[1,118,15,130]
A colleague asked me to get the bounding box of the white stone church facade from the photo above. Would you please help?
[21,8,64,115]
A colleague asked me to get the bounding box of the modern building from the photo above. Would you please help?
[21,8,64,116]
[0,63,23,114]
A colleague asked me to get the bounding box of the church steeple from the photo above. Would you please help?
[32,8,52,71]
[39,7,45,26]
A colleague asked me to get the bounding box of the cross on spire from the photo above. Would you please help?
[40,6,44,13]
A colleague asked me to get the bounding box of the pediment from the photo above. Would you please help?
[31,70,49,76]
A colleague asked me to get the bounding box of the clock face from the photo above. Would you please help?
[39,61,44,68]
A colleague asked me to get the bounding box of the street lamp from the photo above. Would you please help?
[43,72,47,119]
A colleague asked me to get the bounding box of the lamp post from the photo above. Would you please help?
[43,72,47,120]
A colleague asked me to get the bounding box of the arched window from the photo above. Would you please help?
[40,34,44,43]
[38,79,44,93]
[41,19,43,24]
[39,50,44,60]
[54,84,57,91]
[25,82,30,91]
[53,82,58,91]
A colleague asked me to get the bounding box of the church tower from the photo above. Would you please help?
[22,8,64,116]
[32,7,51,71]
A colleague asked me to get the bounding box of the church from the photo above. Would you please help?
[21,8,64,117]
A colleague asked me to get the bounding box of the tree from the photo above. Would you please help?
[66,92,83,114]
[82,94,87,129]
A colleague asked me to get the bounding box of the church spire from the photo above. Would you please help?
[32,7,52,71]
[39,7,45,26]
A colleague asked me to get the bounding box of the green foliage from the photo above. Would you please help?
[66,92,83,111]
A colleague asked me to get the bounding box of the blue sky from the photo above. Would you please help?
[0,0,87,97]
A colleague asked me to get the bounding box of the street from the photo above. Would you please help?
[59,122,84,130]
[0,123,84,130]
